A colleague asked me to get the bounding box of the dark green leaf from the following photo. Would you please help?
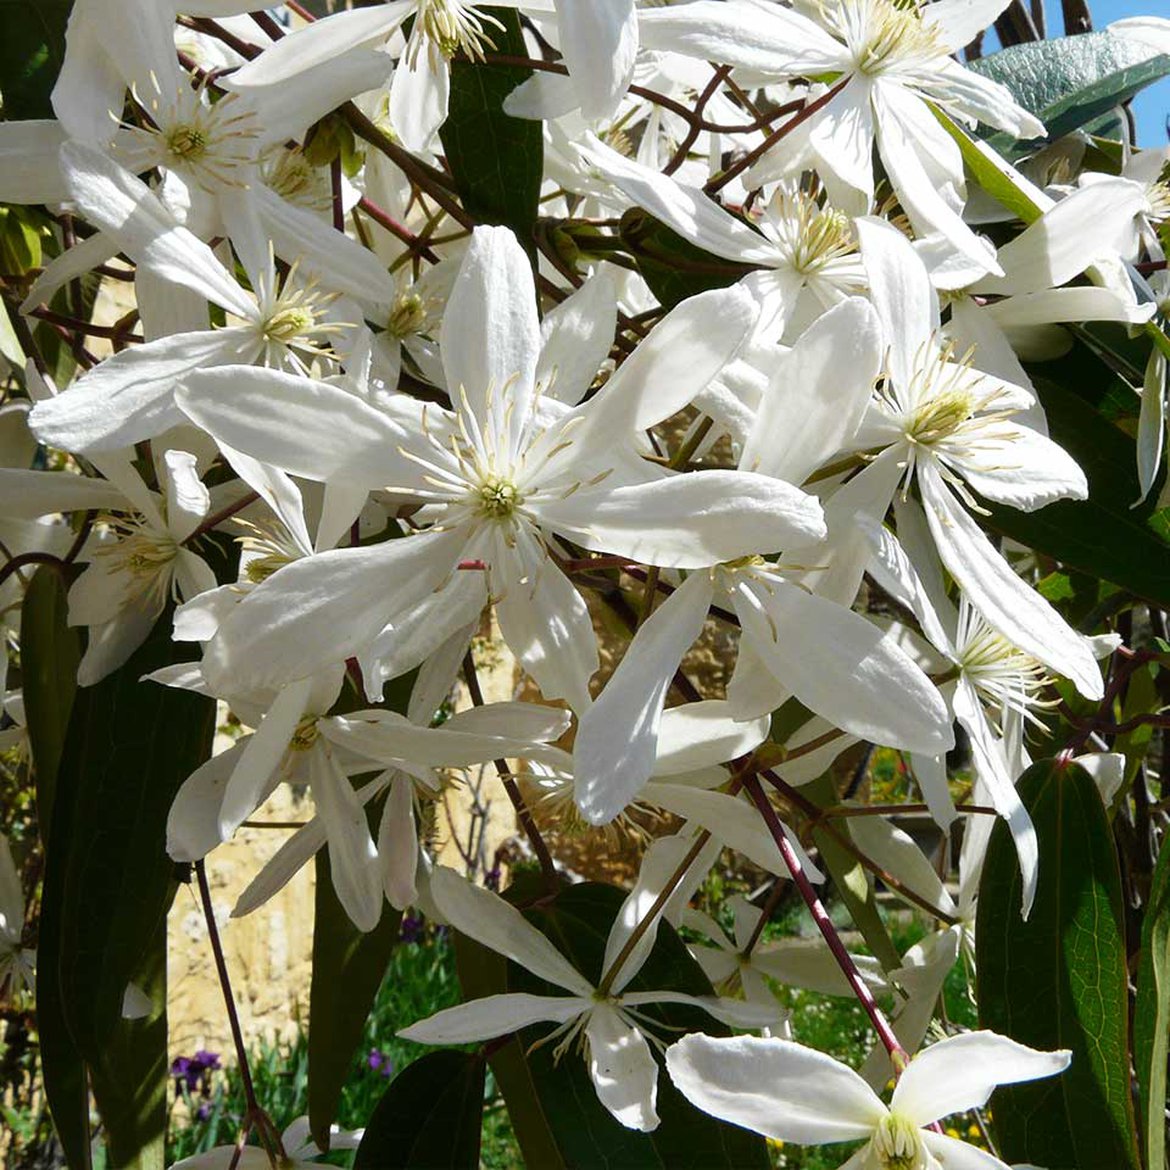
[969,33,1170,151]
[54,614,215,1059]
[353,1050,485,1170]
[978,375,1170,609]
[309,849,402,1150]
[976,759,1139,1169]
[439,9,542,245]
[459,881,771,1170]
[619,208,751,310]
[90,911,169,1170]
[19,563,78,841]
[0,0,71,120]
[1135,824,1170,1170]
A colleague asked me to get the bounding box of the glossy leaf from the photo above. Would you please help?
[439,8,542,246]
[19,563,79,841]
[970,32,1170,151]
[1135,825,1170,1170]
[979,376,1170,609]
[353,1050,485,1170]
[458,881,771,1169]
[976,759,1139,1169]
[0,0,71,119]
[53,614,215,1060]
[90,913,169,1170]
[308,849,402,1150]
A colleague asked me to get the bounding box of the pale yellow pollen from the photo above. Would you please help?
[873,1112,925,1170]
[906,387,974,447]
[262,305,317,343]
[857,1,942,73]
[388,291,429,339]
[411,0,501,64]
[477,475,523,519]
[289,717,320,752]
[165,123,208,162]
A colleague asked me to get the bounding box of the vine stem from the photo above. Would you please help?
[741,773,908,1063]
[194,860,285,1166]
[461,651,559,891]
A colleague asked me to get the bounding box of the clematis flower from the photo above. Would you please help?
[848,216,1103,699]
[666,1030,1070,1169]
[399,866,779,1131]
[176,226,822,707]
[639,0,1044,273]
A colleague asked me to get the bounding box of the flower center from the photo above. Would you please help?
[166,124,207,162]
[906,387,974,447]
[263,305,317,342]
[873,1112,925,1170]
[477,475,523,519]
[290,716,320,752]
[414,0,501,62]
[389,291,429,339]
[856,0,942,73]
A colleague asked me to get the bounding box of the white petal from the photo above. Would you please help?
[653,701,770,776]
[919,465,1102,699]
[398,993,585,1044]
[176,365,417,489]
[0,120,70,204]
[665,1034,886,1143]
[59,143,254,319]
[733,576,953,755]
[312,744,382,933]
[388,46,449,152]
[162,449,210,542]
[920,1130,1013,1169]
[441,226,540,454]
[30,331,246,453]
[856,217,938,391]
[924,0,1013,51]
[740,297,883,484]
[752,940,888,997]
[536,267,619,405]
[493,525,598,711]
[379,772,419,910]
[233,817,329,919]
[585,1007,660,1132]
[558,0,638,121]
[167,741,249,862]
[430,866,595,996]
[538,470,825,569]
[846,813,957,917]
[808,76,875,203]
[891,1031,1070,1126]
[0,469,125,518]
[574,574,714,826]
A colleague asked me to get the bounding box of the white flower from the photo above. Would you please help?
[0,834,34,1001]
[666,1030,1070,1169]
[639,0,1044,271]
[399,866,778,1131]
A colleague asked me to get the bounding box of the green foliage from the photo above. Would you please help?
[37,612,215,1169]
[979,372,1170,610]
[309,850,403,1150]
[1135,826,1170,1170]
[976,759,1140,1169]
[458,880,772,1170]
[969,31,1170,153]
[0,0,71,119]
[354,1050,486,1169]
[439,9,542,247]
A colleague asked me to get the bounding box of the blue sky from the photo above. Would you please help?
[1032,0,1169,145]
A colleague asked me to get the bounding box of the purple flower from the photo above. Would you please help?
[400,915,423,944]
[367,1049,394,1077]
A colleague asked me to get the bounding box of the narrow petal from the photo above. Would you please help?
[847,813,957,916]
[574,574,714,826]
[399,994,585,1044]
[380,772,419,910]
[653,701,770,777]
[892,1031,1070,1126]
[430,866,595,996]
[733,576,953,755]
[536,267,619,405]
[586,1007,660,1132]
[920,1130,1014,1169]
[0,469,125,518]
[538,470,825,569]
[665,1034,886,1143]
[919,465,1102,699]
[557,0,638,121]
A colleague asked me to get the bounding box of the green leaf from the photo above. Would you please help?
[53,614,215,1059]
[978,374,1170,609]
[619,208,751,310]
[89,911,169,1170]
[19,563,78,841]
[803,771,902,971]
[308,849,402,1150]
[439,9,542,245]
[975,759,1139,1169]
[459,881,772,1169]
[353,1050,486,1170]
[969,33,1170,151]
[1136,828,1170,1170]
[0,0,71,119]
